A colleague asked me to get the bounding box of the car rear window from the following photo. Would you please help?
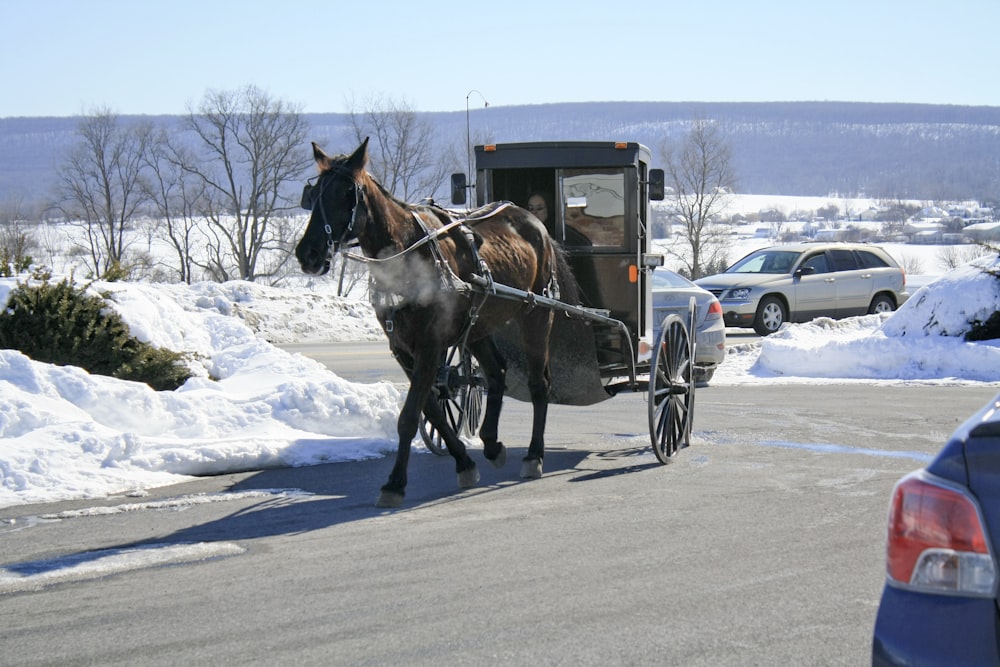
[855,250,891,269]
[652,271,692,289]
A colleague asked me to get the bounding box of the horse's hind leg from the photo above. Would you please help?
[468,337,507,468]
[520,310,555,479]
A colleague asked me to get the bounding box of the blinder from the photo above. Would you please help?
[300,179,318,211]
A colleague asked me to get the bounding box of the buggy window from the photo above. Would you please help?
[559,169,626,247]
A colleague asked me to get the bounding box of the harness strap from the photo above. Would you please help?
[408,210,458,291]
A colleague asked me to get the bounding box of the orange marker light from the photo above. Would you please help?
[628,264,638,283]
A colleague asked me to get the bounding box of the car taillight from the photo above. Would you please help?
[886,471,996,596]
[706,299,723,320]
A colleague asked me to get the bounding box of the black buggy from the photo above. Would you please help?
[420,140,698,464]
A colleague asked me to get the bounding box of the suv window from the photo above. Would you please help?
[830,249,858,271]
[856,250,890,269]
[801,252,831,274]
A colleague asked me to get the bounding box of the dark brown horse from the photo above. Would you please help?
[295,139,579,507]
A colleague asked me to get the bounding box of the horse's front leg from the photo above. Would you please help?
[469,337,507,468]
[378,347,439,508]
[421,396,479,487]
[520,311,554,479]
[378,345,480,507]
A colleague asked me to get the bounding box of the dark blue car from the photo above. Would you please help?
[872,391,1000,665]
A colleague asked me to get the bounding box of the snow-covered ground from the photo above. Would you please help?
[1,222,999,508]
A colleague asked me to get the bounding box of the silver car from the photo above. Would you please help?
[694,243,909,336]
[651,269,726,383]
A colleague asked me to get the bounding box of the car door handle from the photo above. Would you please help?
[824,278,836,283]
[861,273,873,279]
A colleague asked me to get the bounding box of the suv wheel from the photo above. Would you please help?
[753,296,786,336]
[868,294,895,314]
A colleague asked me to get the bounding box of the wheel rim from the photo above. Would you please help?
[419,384,463,455]
[762,302,783,331]
[419,347,465,455]
[648,314,695,464]
[419,347,486,454]
[461,354,486,437]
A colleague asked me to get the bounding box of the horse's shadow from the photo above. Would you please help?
[172,441,663,540]
[4,444,664,579]
[158,441,659,545]
[200,445,599,537]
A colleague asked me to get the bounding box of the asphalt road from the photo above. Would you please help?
[2,342,997,666]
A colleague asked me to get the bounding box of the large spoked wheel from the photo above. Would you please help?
[419,347,487,455]
[648,302,697,464]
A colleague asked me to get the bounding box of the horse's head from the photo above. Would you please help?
[295,138,370,276]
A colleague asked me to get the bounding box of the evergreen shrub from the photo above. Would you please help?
[0,278,192,390]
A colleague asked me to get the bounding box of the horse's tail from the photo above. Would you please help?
[552,242,581,306]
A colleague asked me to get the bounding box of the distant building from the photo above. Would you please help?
[815,228,850,241]
[916,206,948,220]
[912,229,944,244]
[904,220,945,236]
[859,207,882,221]
[963,221,1000,243]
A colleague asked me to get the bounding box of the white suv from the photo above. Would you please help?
[694,243,909,336]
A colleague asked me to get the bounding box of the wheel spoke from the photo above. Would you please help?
[419,346,486,453]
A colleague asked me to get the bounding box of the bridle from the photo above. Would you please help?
[300,167,366,252]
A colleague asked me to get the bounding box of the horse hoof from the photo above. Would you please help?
[457,465,480,489]
[486,443,507,468]
[376,490,404,508]
[520,459,543,479]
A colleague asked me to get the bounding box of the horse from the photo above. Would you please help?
[295,139,580,507]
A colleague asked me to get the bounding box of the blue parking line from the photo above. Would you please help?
[757,440,933,463]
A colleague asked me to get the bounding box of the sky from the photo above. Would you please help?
[2,0,999,118]
[1,241,998,512]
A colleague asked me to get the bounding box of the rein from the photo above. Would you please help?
[334,197,506,302]
[338,215,467,266]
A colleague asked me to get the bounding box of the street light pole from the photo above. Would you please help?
[466,90,488,206]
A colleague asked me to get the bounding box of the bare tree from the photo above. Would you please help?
[142,128,206,283]
[938,243,993,271]
[176,85,310,282]
[347,94,450,201]
[660,120,737,279]
[0,192,40,275]
[55,109,152,278]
